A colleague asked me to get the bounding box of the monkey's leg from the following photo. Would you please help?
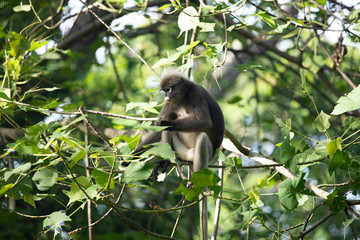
[193,132,213,240]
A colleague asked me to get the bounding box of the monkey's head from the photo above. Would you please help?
[160,73,189,103]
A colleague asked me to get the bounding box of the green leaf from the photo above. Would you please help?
[315,0,326,5]
[342,117,360,130]
[121,161,154,184]
[326,188,347,213]
[23,194,36,208]
[43,212,71,231]
[227,95,242,104]
[199,22,215,32]
[68,149,86,167]
[140,143,176,163]
[191,168,221,188]
[7,176,33,200]
[99,151,119,170]
[91,169,114,189]
[126,101,159,114]
[280,136,296,171]
[249,189,260,204]
[255,12,277,28]
[328,150,347,176]
[313,111,331,132]
[273,21,290,33]
[237,62,264,72]
[326,137,342,158]
[331,85,360,115]
[241,209,259,224]
[40,52,61,60]
[8,32,30,58]
[32,168,58,191]
[28,40,48,51]
[28,123,45,141]
[299,68,307,89]
[13,4,31,12]
[174,169,220,201]
[158,4,172,11]
[178,6,199,35]
[64,177,92,204]
[4,162,32,181]
[0,184,14,197]
[174,182,202,201]
[278,179,298,211]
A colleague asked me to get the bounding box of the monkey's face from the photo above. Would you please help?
[162,84,185,103]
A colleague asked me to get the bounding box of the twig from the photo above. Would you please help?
[344,209,358,240]
[223,129,330,200]
[297,212,333,239]
[110,203,177,240]
[301,201,326,233]
[78,107,118,191]
[106,36,129,102]
[69,184,126,236]
[347,207,360,219]
[171,199,186,237]
[83,119,93,240]
[211,160,224,240]
[78,0,160,80]
[78,107,113,150]
[315,31,356,89]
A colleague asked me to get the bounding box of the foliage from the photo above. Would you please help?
[0,0,360,239]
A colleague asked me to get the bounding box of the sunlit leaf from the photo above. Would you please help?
[326,137,342,158]
[43,212,71,231]
[237,62,264,72]
[255,12,277,28]
[178,6,199,35]
[32,168,58,191]
[331,85,360,115]
[121,161,154,184]
[13,4,31,12]
[313,111,331,132]
[140,142,175,163]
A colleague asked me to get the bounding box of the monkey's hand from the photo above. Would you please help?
[156,120,174,130]
[152,160,171,180]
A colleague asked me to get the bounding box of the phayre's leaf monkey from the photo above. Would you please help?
[133,71,225,239]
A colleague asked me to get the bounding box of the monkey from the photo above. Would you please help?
[133,72,224,172]
[133,71,224,240]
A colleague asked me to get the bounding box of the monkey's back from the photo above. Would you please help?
[188,81,225,150]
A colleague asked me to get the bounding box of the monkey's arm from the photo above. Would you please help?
[133,131,162,155]
[158,101,212,132]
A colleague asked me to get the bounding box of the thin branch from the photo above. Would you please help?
[301,201,326,233]
[211,160,224,240]
[110,203,177,240]
[222,130,330,200]
[78,0,160,80]
[69,184,126,236]
[84,119,93,240]
[344,209,358,240]
[315,31,356,89]
[297,212,333,239]
[171,199,186,237]
[79,107,113,150]
[106,36,129,103]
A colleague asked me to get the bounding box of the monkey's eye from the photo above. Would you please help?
[164,87,172,93]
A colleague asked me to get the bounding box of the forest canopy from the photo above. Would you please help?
[0,0,360,239]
